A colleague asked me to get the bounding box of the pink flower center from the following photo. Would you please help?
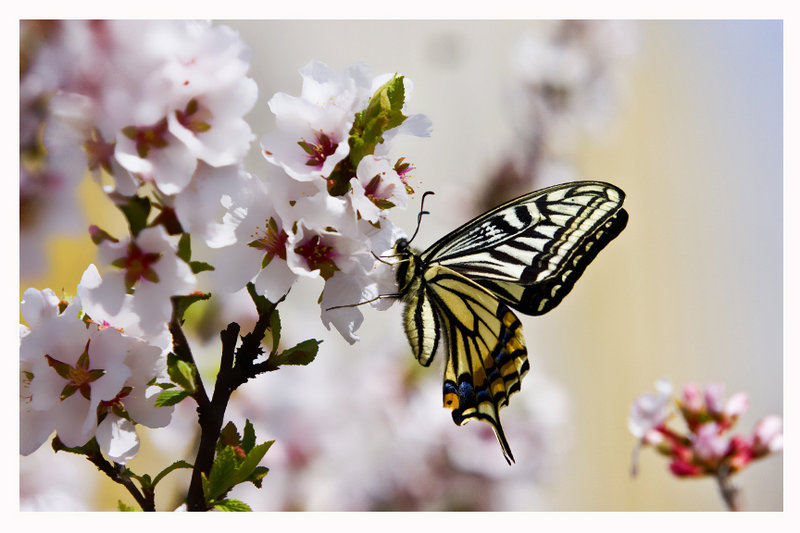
[122,117,169,158]
[45,342,105,401]
[83,128,116,174]
[111,242,161,290]
[294,235,338,280]
[175,98,211,134]
[249,217,289,266]
[298,131,338,169]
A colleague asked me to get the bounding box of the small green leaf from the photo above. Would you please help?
[271,339,321,367]
[269,307,281,354]
[236,441,273,484]
[348,75,407,167]
[171,292,211,323]
[118,501,142,512]
[190,260,215,274]
[246,282,273,315]
[166,352,197,393]
[242,419,256,453]
[247,466,270,489]
[212,499,252,512]
[151,460,193,488]
[219,422,243,450]
[52,436,100,456]
[177,233,192,263]
[155,388,190,407]
[204,447,239,502]
[115,195,152,237]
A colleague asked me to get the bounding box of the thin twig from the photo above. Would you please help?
[715,465,742,511]
[86,450,154,511]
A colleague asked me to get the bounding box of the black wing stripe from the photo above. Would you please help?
[425,183,625,287]
[479,208,629,315]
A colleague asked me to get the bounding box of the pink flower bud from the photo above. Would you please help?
[669,457,703,477]
[753,415,783,454]
[723,392,749,419]
[704,383,725,415]
[682,383,703,412]
[728,434,753,471]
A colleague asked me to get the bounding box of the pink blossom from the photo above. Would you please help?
[681,383,703,412]
[704,383,726,415]
[723,392,749,419]
[752,415,783,454]
[693,422,728,462]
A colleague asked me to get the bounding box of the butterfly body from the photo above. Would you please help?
[393,181,628,464]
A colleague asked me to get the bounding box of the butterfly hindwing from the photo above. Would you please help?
[421,265,529,464]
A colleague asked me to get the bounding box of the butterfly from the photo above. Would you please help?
[392,181,628,464]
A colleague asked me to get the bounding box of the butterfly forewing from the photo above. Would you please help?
[423,182,626,288]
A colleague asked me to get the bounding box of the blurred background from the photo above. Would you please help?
[19,20,783,511]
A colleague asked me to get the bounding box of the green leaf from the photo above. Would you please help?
[118,501,142,512]
[166,352,197,393]
[348,75,407,166]
[268,306,281,354]
[171,292,211,323]
[246,282,273,315]
[236,441,273,485]
[219,422,242,451]
[189,260,215,274]
[271,339,321,367]
[116,195,152,237]
[151,460,193,488]
[52,436,100,456]
[155,388,190,407]
[247,466,270,489]
[177,233,192,263]
[204,446,239,502]
[212,499,252,512]
[242,419,256,453]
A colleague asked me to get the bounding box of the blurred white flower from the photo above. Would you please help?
[628,378,673,439]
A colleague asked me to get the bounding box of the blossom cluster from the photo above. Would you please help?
[19,19,430,470]
[205,60,431,342]
[20,266,174,464]
[628,379,783,478]
[20,20,258,274]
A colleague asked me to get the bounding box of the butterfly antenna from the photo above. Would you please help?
[371,250,394,266]
[407,191,435,246]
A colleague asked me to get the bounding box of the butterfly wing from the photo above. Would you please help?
[421,181,627,315]
[413,264,530,464]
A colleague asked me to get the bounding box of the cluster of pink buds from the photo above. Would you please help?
[628,379,782,510]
